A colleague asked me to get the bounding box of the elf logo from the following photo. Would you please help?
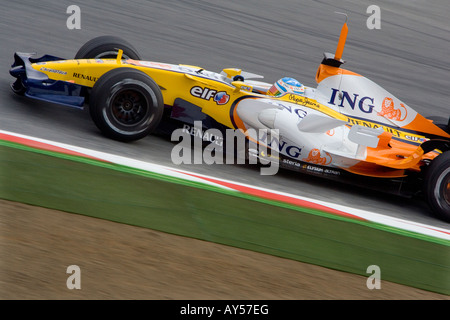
[190,86,230,105]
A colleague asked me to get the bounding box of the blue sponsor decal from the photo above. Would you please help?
[329,88,375,114]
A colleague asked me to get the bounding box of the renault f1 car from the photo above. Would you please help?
[9,21,450,221]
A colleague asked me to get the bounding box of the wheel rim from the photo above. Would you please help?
[111,89,148,126]
[435,167,450,207]
[95,51,131,60]
[445,177,450,205]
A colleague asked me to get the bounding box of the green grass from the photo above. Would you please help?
[1,142,449,295]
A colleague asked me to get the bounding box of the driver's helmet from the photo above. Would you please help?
[267,77,305,96]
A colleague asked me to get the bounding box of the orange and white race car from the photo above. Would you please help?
[9,20,450,221]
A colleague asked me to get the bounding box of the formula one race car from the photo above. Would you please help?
[9,21,450,221]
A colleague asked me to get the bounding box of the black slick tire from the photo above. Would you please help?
[75,35,141,60]
[89,67,163,142]
[423,151,450,222]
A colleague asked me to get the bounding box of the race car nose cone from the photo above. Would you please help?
[258,109,278,128]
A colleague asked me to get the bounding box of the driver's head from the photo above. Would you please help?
[267,77,305,96]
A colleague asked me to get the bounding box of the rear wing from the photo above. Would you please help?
[315,14,351,83]
[320,14,348,68]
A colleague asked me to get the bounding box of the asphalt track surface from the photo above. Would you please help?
[0,0,449,229]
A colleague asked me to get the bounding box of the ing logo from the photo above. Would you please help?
[378,97,407,121]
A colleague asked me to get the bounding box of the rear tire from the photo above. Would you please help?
[423,151,450,222]
[89,68,164,142]
[75,35,141,60]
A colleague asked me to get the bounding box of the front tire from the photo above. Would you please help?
[75,35,141,60]
[424,151,450,221]
[89,68,164,142]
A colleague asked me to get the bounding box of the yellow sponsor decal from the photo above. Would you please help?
[280,93,428,144]
[281,93,346,121]
[345,117,428,143]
